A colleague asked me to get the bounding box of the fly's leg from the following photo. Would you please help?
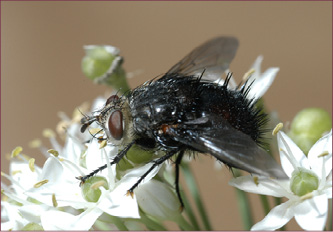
[126,151,176,197]
[175,150,185,210]
[76,141,135,185]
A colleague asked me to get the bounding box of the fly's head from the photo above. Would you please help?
[81,94,130,145]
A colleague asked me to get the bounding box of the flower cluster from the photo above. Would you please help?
[1,98,181,230]
[230,127,332,230]
[1,43,331,231]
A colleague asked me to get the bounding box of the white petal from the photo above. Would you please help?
[247,67,279,100]
[40,156,64,184]
[308,130,332,178]
[278,131,310,177]
[1,201,29,230]
[9,161,41,194]
[85,139,118,172]
[18,205,50,223]
[62,136,83,163]
[294,194,328,230]
[250,55,263,77]
[122,161,162,183]
[251,200,295,231]
[136,179,181,220]
[229,175,289,197]
[98,186,140,218]
[41,208,102,230]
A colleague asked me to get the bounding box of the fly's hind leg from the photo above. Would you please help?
[175,150,185,211]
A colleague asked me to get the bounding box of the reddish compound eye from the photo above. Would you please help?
[105,95,119,106]
[108,110,123,140]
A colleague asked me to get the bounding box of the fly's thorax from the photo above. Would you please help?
[128,82,181,137]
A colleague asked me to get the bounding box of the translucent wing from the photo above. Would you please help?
[171,114,287,179]
[167,36,239,81]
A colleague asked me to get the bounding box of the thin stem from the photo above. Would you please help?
[176,214,196,231]
[259,195,270,215]
[108,215,129,231]
[94,220,113,230]
[181,162,213,230]
[139,210,168,231]
[180,188,201,230]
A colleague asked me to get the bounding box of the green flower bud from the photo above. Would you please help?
[81,45,130,93]
[126,144,155,164]
[288,108,332,154]
[81,176,109,202]
[81,46,115,80]
[21,222,44,231]
[290,167,319,196]
[116,145,155,179]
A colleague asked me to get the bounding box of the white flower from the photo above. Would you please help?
[229,130,332,230]
[216,56,279,101]
[1,96,175,230]
[243,55,279,100]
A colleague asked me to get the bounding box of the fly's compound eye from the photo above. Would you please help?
[105,94,119,106]
[108,110,123,140]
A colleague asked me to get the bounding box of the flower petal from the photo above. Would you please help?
[247,67,279,100]
[294,194,328,230]
[136,179,181,220]
[251,200,294,231]
[307,130,332,178]
[278,131,310,177]
[18,204,50,223]
[41,208,102,230]
[98,187,140,218]
[229,175,289,197]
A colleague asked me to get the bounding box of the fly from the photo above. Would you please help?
[77,36,287,208]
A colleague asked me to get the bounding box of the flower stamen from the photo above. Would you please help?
[34,179,49,188]
[52,193,58,207]
[300,192,313,201]
[48,149,59,157]
[11,146,23,158]
[91,181,106,190]
[29,158,35,172]
[253,176,259,186]
[242,68,255,81]
[318,151,329,158]
[272,123,283,135]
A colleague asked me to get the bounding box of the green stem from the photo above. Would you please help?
[233,169,253,230]
[180,189,201,230]
[260,195,270,215]
[108,215,129,231]
[94,220,113,230]
[139,210,167,230]
[176,214,196,231]
[181,163,213,230]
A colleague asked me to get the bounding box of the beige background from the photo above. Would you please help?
[1,1,332,230]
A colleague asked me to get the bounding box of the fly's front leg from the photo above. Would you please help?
[126,151,176,197]
[76,141,135,185]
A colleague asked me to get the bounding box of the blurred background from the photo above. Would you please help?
[1,1,332,230]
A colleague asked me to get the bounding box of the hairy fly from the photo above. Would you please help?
[78,37,287,207]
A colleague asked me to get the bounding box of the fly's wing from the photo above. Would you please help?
[167,36,239,81]
[171,115,287,179]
